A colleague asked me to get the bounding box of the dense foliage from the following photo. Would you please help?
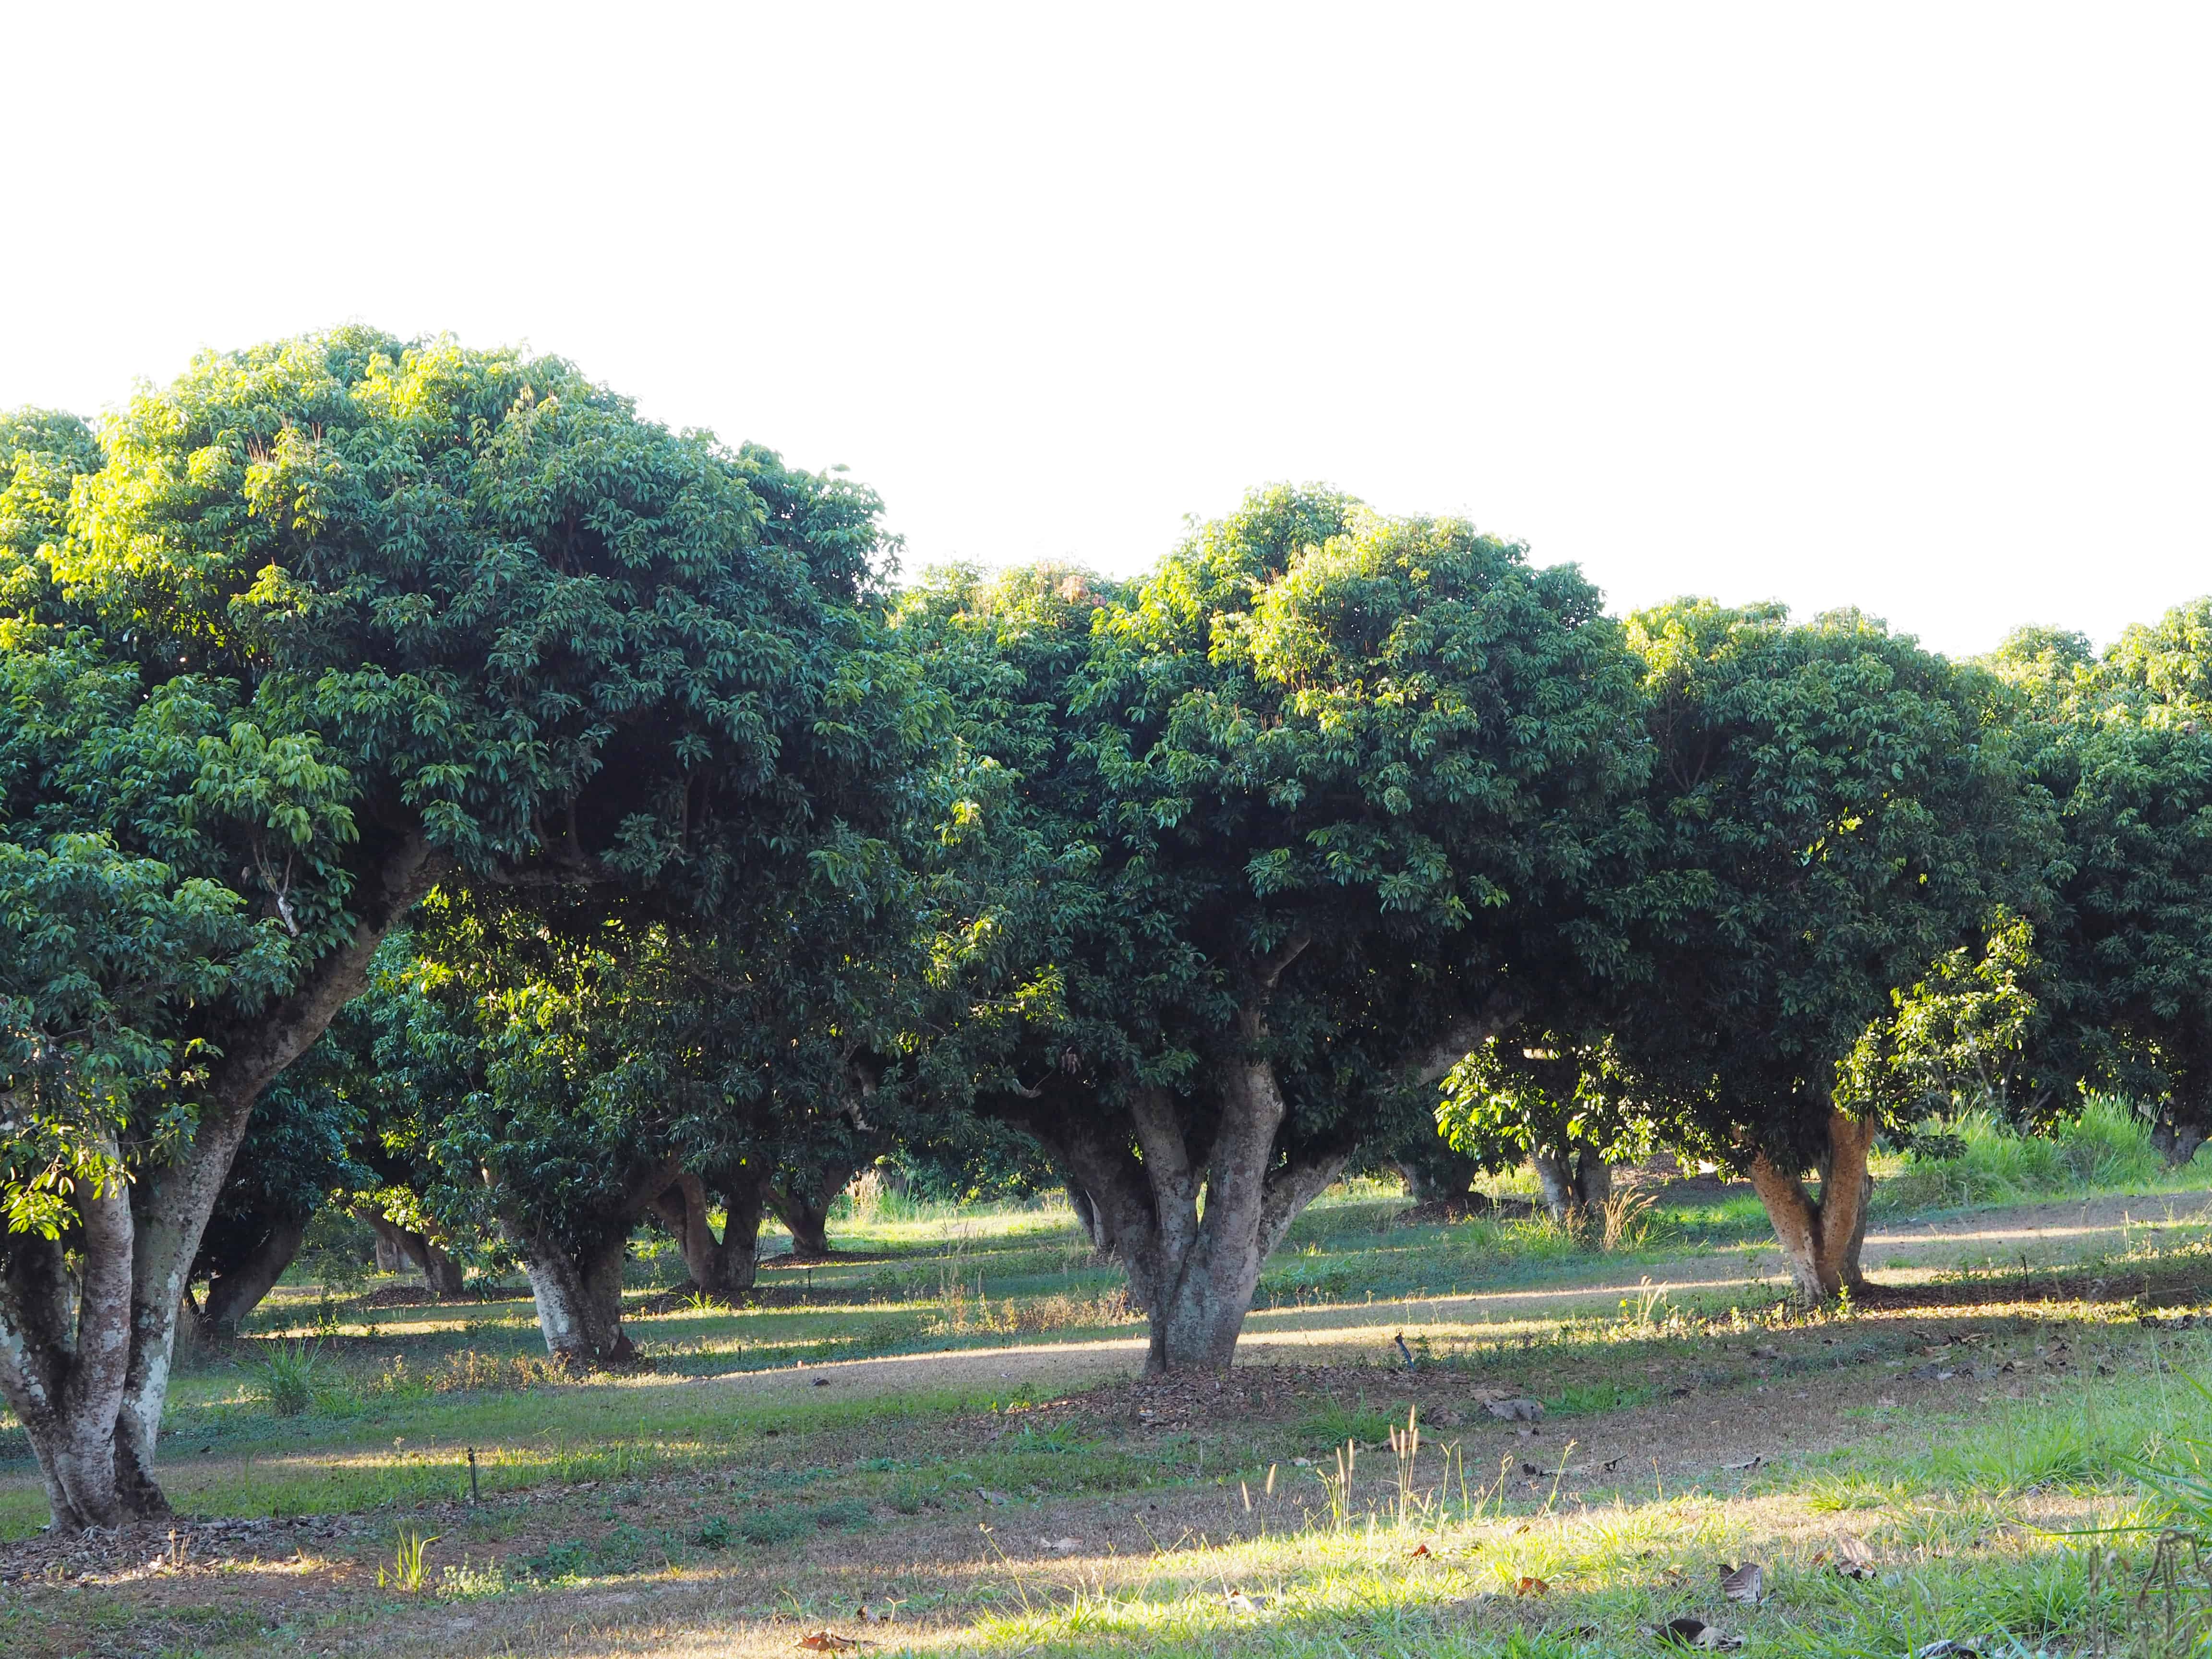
[3,328,2209,1534]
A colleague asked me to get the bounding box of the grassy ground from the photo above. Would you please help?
[9,1114,2212,1657]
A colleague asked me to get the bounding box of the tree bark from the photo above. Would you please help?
[768,1162,855,1260]
[1531,1138,1613,1220]
[1066,1184,1107,1250]
[0,1172,136,1529]
[504,1157,676,1366]
[1573,1148,1613,1212]
[359,1211,467,1297]
[1746,1108,1878,1301]
[517,1230,636,1367]
[650,1170,766,1296]
[991,985,1522,1375]
[110,832,445,1518]
[195,1217,307,1338]
[1530,1146,1575,1221]
[0,832,445,1530]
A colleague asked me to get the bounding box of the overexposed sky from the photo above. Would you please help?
[2,3,2205,659]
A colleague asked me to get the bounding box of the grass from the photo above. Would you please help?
[12,1156,2212,1657]
[1873,1094,2212,1215]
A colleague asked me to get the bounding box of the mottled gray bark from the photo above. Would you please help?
[1016,978,1521,1373]
[506,1157,677,1366]
[0,1170,136,1529]
[1530,1139,1613,1222]
[0,833,443,1530]
[518,1230,635,1367]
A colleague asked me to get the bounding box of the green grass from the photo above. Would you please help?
[15,1164,2212,1657]
[1874,1094,2212,1214]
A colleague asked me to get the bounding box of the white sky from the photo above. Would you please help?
[2,3,2205,660]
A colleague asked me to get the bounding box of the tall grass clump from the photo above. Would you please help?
[1876,1096,2188,1213]
[257,1338,324,1416]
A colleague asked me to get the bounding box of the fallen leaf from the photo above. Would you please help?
[1409,1543,1433,1559]
[797,1634,862,1653]
[1515,1575,1549,1596]
[1719,1562,1763,1604]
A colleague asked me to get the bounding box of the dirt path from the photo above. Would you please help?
[697,1187,2212,1407]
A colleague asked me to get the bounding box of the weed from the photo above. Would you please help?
[257,1339,323,1416]
[738,1506,813,1546]
[376,1529,438,1593]
[435,1556,506,1599]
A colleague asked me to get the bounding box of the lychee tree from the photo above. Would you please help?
[0,329,919,1527]
[901,490,1650,1371]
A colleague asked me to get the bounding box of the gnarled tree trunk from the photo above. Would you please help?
[1530,1139,1611,1221]
[195,1216,308,1338]
[996,982,1519,1375]
[650,1170,766,1296]
[517,1230,635,1367]
[0,1170,137,1529]
[504,1157,677,1367]
[1027,1066,1353,1374]
[1746,1107,1877,1301]
[359,1210,466,1297]
[768,1163,854,1260]
[0,832,443,1530]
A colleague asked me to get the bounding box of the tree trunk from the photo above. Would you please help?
[650,1171,766,1296]
[371,1228,402,1273]
[1572,1146,1612,1211]
[0,1172,137,1529]
[1530,1146,1575,1221]
[1746,1108,1877,1301]
[0,832,443,1530]
[517,1230,636,1367]
[768,1163,854,1260]
[1066,1184,1107,1251]
[992,983,1519,1375]
[360,1211,466,1297]
[195,1217,307,1338]
[2151,1114,2207,1168]
[1531,1137,1611,1221]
